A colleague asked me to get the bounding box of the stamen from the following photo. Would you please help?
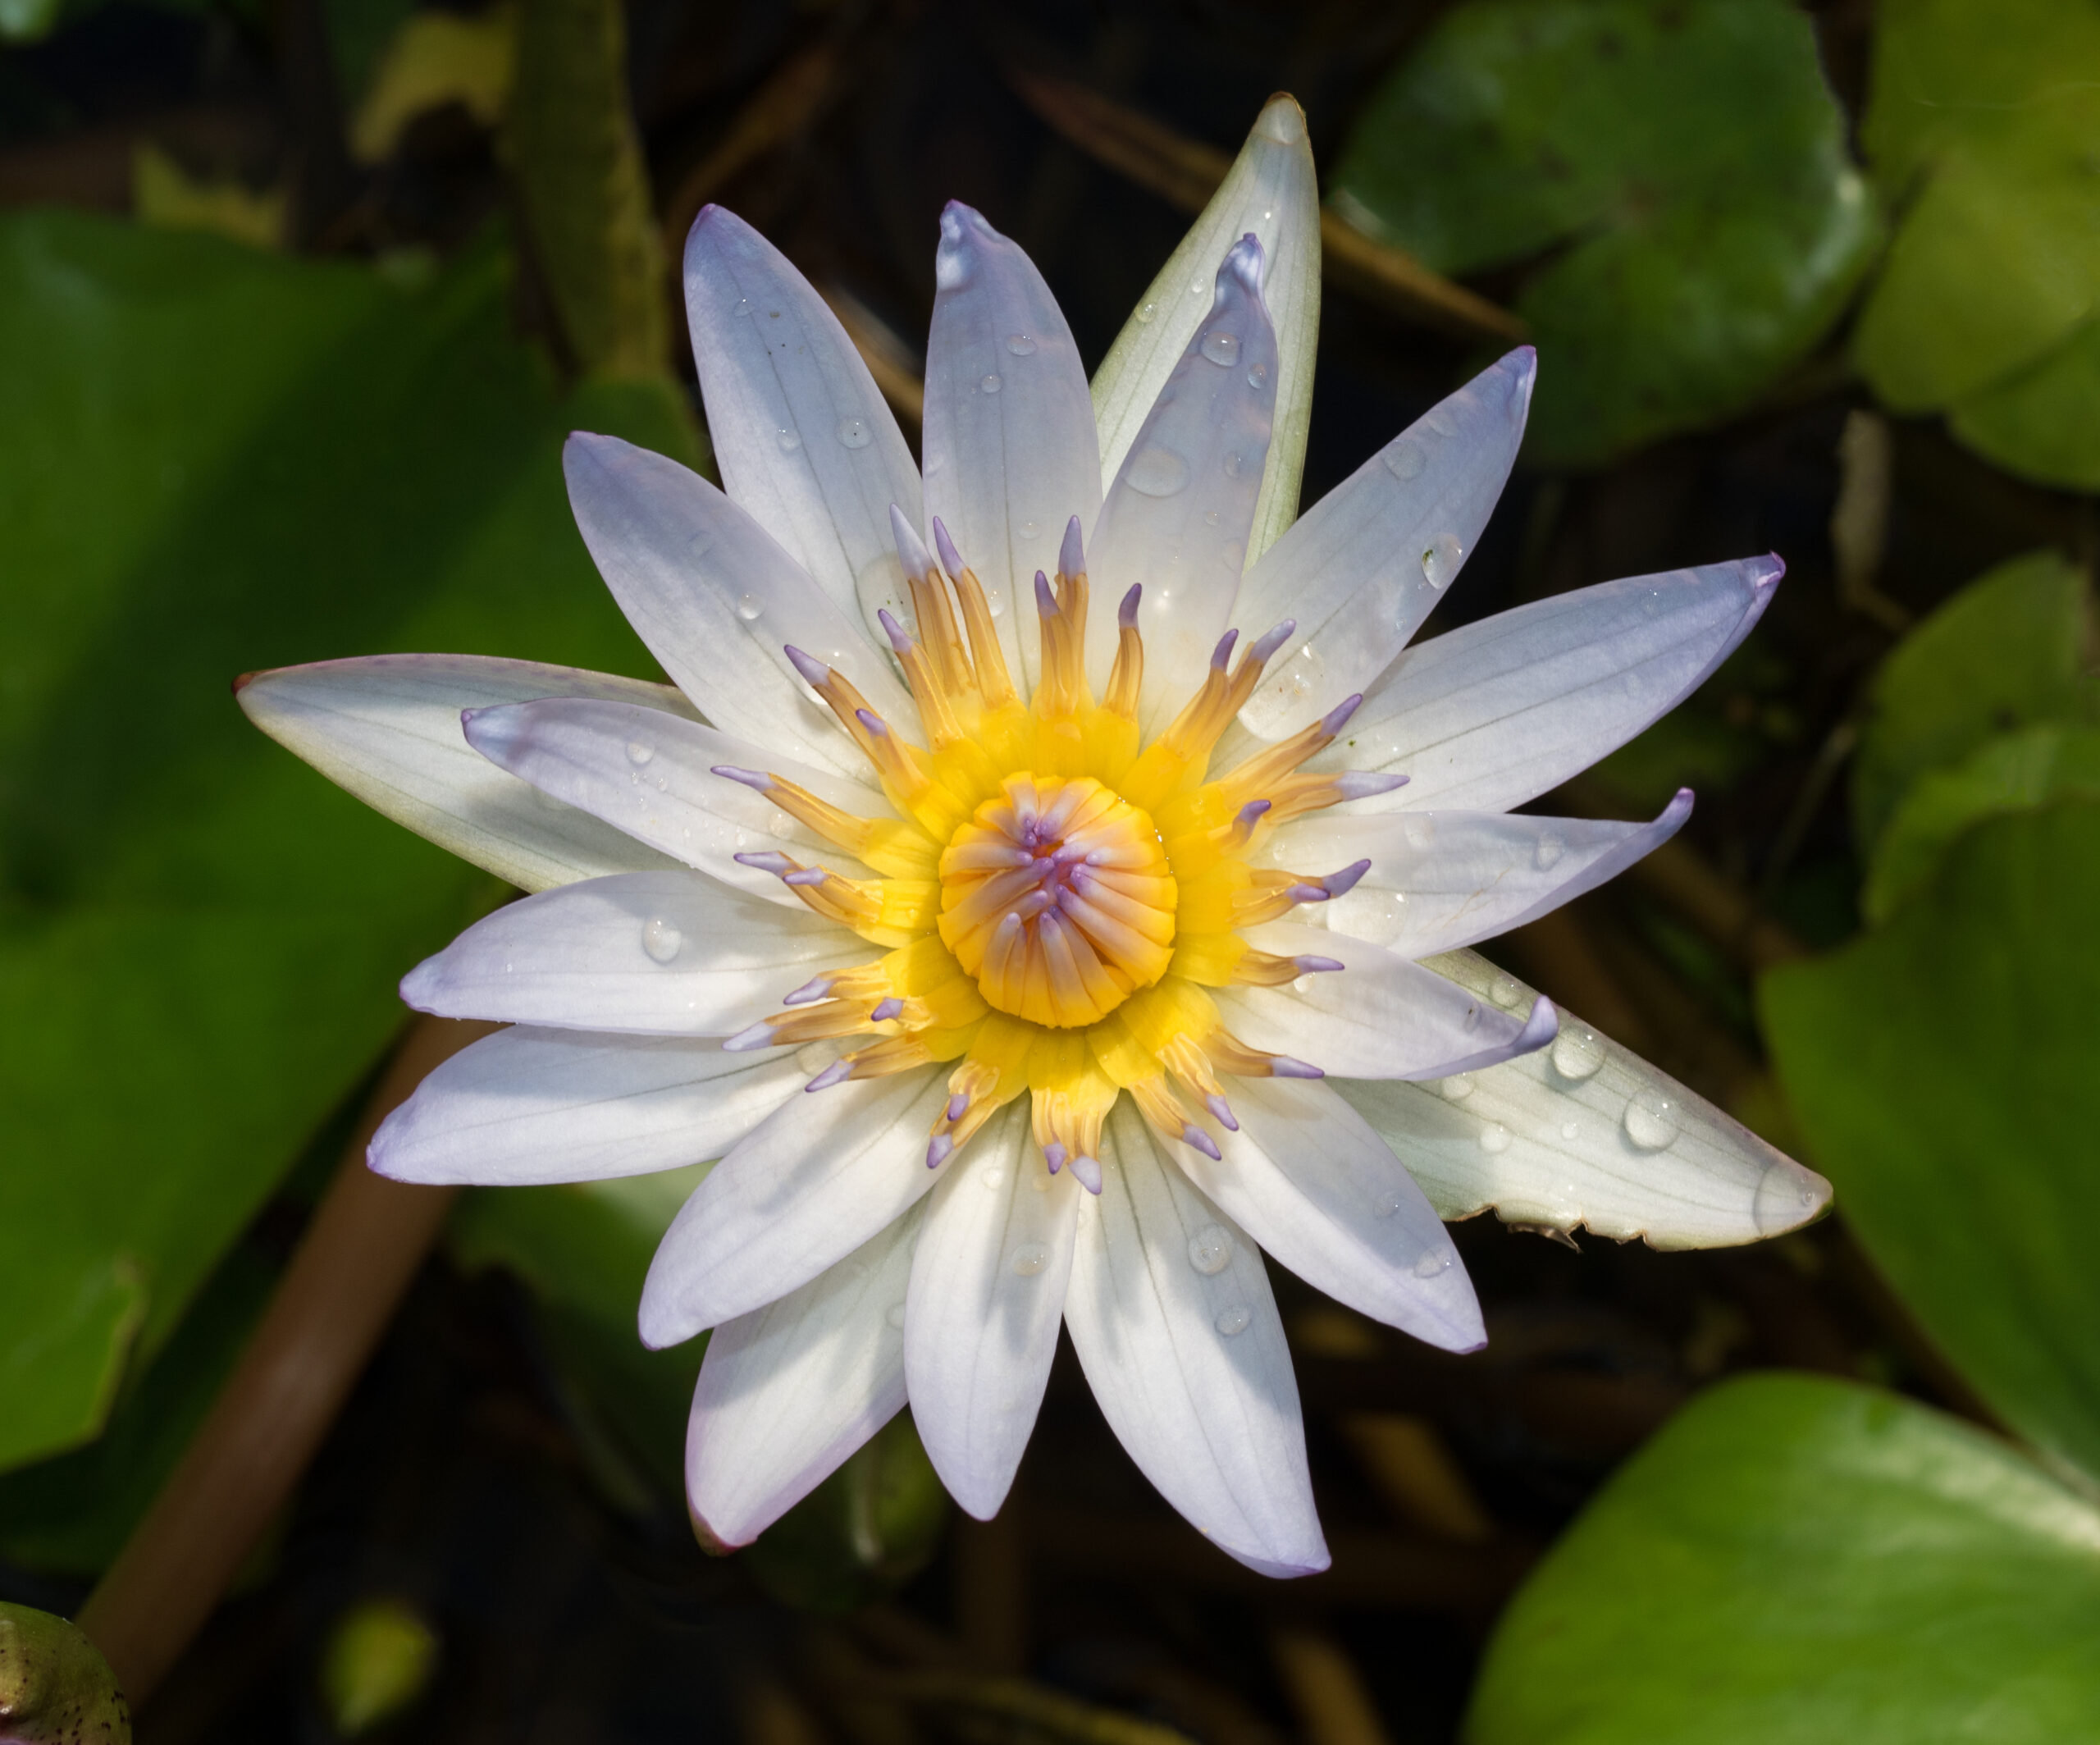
[1226,948,1343,987]
[1104,584,1144,721]
[1230,858,1374,925]
[931,517,1018,708]
[878,608,966,744]
[1214,691,1363,807]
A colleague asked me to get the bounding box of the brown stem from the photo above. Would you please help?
[75,1016,492,1706]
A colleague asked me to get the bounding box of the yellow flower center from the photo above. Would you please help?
[722,518,1372,1184]
[938,775,1176,1029]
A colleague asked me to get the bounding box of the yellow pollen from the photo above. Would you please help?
[938,774,1176,1027]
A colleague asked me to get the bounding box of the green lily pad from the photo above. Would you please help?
[1853,0,2100,487]
[1851,550,2095,856]
[1330,0,1879,465]
[1761,802,2100,1485]
[1468,1373,2100,1744]
[0,209,694,1475]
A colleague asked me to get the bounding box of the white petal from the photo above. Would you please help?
[564,432,919,768]
[368,1026,804,1185]
[1339,950,1833,1247]
[236,653,692,893]
[1217,921,1556,1079]
[639,1067,948,1343]
[1091,236,1278,731]
[904,1103,1080,1519]
[1262,791,1693,959]
[399,870,870,1035]
[1235,349,1536,741]
[682,206,923,642]
[1093,96,1319,569]
[685,1204,924,1546]
[1063,1102,1327,1577]
[1325,558,1783,815]
[922,203,1102,692]
[463,697,889,908]
[1168,1076,1481,1352]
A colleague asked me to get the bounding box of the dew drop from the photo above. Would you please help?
[1189,276,1207,296]
[1623,1089,1680,1151]
[1561,1121,1581,1140]
[768,811,796,839]
[1550,1023,1606,1082]
[988,589,1006,619]
[775,427,801,453]
[796,1042,833,1074]
[982,1166,1006,1191]
[1246,361,1269,390]
[1005,333,1038,355]
[641,916,682,963]
[1011,1242,1049,1277]
[1489,971,1526,1011]
[1135,300,1158,323]
[1222,450,1245,478]
[625,739,655,766]
[1374,1194,1406,1218]
[1413,1249,1452,1278]
[1421,534,1465,589]
[1018,519,1040,540]
[732,296,751,317]
[1478,1121,1512,1154]
[1203,509,1221,527]
[1126,447,1191,497]
[980,372,1002,394]
[735,592,764,622]
[1215,1304,1252,1337]
[1438,1073,1475,1101]
[885,1300,907,1330]
[837,417,872,449]
[1291,975,1313,994]
[1385,439,1428,481]
[1187,1224,1234,1275]
[1404,817,1436,849]
[1534,829,1567,870]
[1199,329,1239,367]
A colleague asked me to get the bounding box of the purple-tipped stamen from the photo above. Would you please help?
[1319,694,1364,737]
[723,1021,774,1053]
[1210,628,1239,670]
[781,975,832,1006]
[805,1058,853,1092]
[783,868,828,887]
[784,646,829,687]
[1043,1140,1068,1175]
[926,1134,955,1170]
[856,707,889,738]
[889,503,935,582]
[1322,858,1372,898]
[1181,1123,1223,1162]
[1284,883,1329,905]
[1058,515,1084,580]
[1269,1056,1325,1079]
[735,850,794,875]
[1206,1093,1240,1133]
[1034,569,1057,616]
[932,516,966,579]
[712,765,774,792]
[1246,619,1295,665]
[877,608,913,655]
[871,997,904,1022]
[1070,1154,1102,1195]
[1117,583,1142,628]
[1293,955,1344,974]
[946,1090,970,1121]
[1334,770,1408,800]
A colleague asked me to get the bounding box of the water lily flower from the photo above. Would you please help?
[240,98,1830,1577]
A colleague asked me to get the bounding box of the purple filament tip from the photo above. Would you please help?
[856,707,889,738]
[1210,627,1239,670]
[926,1134,955,1170]
[781,975,832,1006]
[870,997,904,1022]
[734,850,793,875]
[1182,1124,1223,1162]
[805,1058,853,1092]
[1293,955,1344,974]
[1043,1141,1067,1174]
[1323,858,1372,898]
[1058,514,1084,580]
[947,1091,970,1121]
[1247,619,1295,664]
[712,765,772,792]
[932,516,966,578]
[1117,583,1142,629]
[1034,569,1057,616]
[1070,1154,1102,1195]
[1319,693,1364,736]
[1335,770,1408,800]
[783,868,828,886]
[722,1021,774,1053]
[1269,1057,1325,1079]
[878,609,913,655]
[1206,1093,1240,1132]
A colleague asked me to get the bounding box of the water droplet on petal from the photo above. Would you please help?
[625,740,655,766]
[982,1166,1006,1191]
[1135,301,1158,324]
[1623,1089,1680,1151]
[1200,329,1239,367]
[1490,971,1526,1010]
[1385,440,1427,480]
[1018,519,1039,540]
[1189,277,1207,296]
[1126,447,1190,497]
[776,427,801,453]
[1222,450,1245,478]
[1478,1121,1512,1154]
[735,593,764,622]
[980,372,1002,394]
[1404,817,1435,849]
[1438,1074,1475,1101]
[641,916,682,962]
[1005,333,1038,355]
[1203,509,1220,527]
[1561,1121,1581,1140]
[1551,1023,1606,1082]
[1011,1242,1049,1277]
[1187,1224,1234,1275]
[732,296,751,317]
[1246,361,1269,390]
[1413,1249,1451,1278]
[1421,534,1464,589]
[885,1300,907,1330]
[1534,829,1566,870]
[837,417,871,449]
[767,811,796,839]
[1215,1304,1252,1336]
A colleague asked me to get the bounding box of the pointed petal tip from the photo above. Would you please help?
[1757,553,1787,591]
[1659,788,1696,829]
[1253,94,1308,146]
[1516,996,1559,1054]
[231,669,258,696]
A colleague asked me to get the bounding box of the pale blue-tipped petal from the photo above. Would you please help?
[682,205,924,641]
[1093,95,1319,569]
[639,1067,947,1343]
[922,202,1101,692]
[1062,1101,1328,1578]
[1216,921,1555,1080]
[236,653,693,894]
[369,1026,803,1185]
[1236,349,1536,741]
[685,1204,924,1546]
[399,870,871,1035]
[1261,791,1693,959]
[564,432,920,768]
[1089,235,1278,729]
[904,1103,1080,1519]
[1339,950,1832,1248]
[1166,1076,1481,1352]
[1321,558,1783,815]
[463,697,889,908]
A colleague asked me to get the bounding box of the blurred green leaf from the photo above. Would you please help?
[449,1167,711,1496]
[1761,802,2100,1484]
[1330,0,1879,465]
[744,1413,949,1615]
[0,209,696,1474]
[1851,550,2094,854]
[1468,1373,2100,1744]
[1853,0,2100,488]
[317,1596,440,1737]
[1865,724,2100,922]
